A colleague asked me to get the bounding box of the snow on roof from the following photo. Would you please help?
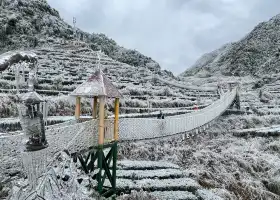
[0,50,37,71]
[70,69,122,98]
[20,91,44,104]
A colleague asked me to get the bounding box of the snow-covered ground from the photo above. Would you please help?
[2,74,280,199]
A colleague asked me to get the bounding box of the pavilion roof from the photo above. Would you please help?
[70,69,122,98]
[20,91,44,105]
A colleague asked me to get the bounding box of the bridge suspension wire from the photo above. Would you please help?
[60,87,238,152]
[3,87,238,190]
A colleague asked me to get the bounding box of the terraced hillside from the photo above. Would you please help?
[0,0,220,122]
[0,41,218,121]
[0,0,162,71]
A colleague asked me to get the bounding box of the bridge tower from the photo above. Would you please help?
[229,82,241,110]
[70,69,122,198]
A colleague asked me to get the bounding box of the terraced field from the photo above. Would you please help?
[0,41,219,129]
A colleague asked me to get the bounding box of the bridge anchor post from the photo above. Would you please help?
[229,88,241,110]
[96,142,118,198]
[74,142,118,198]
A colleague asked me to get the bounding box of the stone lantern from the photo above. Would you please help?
[18,78,48,151]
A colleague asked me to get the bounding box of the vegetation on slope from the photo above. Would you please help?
[0,0,162,71]
[181,14,280,77]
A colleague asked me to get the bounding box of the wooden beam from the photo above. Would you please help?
[98,96,105,145]
[114,98,119,141]
[93,96,98,119]
[75,96,81,119]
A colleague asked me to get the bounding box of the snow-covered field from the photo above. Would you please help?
[1,76,280,199]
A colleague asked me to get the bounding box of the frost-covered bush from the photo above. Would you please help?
[267,177,280,195]
[154,87,173,96]
[0,79,14,89]
[0,95,18,117]
[149,99,193,108]
[123,99,148,108]
[90,33,161,70]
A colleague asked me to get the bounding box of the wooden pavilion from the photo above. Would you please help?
[70,69,122,197]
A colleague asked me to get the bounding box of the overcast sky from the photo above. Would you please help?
[47,0,280,75]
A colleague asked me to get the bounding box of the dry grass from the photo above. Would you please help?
[118,115,280,200]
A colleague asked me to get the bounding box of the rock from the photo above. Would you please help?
[77,178,83,184]
[62,174,70,182]
[8,170,20,177]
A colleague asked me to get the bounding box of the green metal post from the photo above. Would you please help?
[97,145,103,194]
[112,142,117,192]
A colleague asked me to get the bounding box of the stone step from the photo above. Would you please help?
[195,189,223,200]
[106,178,201,192]
[149,191,198,200]
[117,168,184,179]
[117,160,180,170]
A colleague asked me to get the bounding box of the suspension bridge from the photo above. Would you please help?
[16,83,239,198]
[19,84,238,154]
[0,50,241,199]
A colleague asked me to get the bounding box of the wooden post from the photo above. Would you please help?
[36,103,40,112]
[114,98,119,141]
[98,96,105,145]
[75,96,81,119]
[92,96,98,119]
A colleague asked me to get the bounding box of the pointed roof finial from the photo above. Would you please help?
[70,69,122,98]
[28,71,35,92]
[97,50,102,72]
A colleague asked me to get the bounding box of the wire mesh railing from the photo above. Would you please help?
[118,88,237,141]
[7,87,237,189]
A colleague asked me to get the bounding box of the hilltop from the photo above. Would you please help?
[0,0,162,71]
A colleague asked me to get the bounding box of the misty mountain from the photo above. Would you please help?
[181,14,280,77]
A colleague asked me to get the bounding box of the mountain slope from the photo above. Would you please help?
[181,14,280,77]
[0,0,221,119]
[182,43,233,77]
[0,0,161,71]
